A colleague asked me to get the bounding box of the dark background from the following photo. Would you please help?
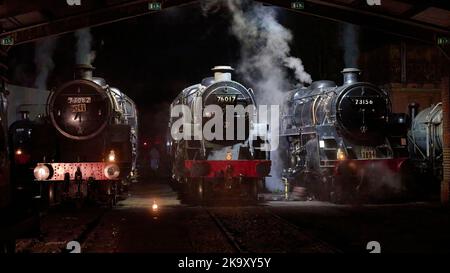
[6,2,438,141]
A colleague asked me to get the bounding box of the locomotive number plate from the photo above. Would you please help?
[352,98,374,105]
[71,104,87,113]
[67,97,92,104]
[216,95,236,103]
[361,147,376,159]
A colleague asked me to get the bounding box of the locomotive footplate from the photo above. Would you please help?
[333,157,410,200]
[334,158,408,176]
[185,160,271,178]
[34,162,120,181]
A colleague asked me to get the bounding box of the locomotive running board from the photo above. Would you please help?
[35,162,119,181]
[184,160,271,178]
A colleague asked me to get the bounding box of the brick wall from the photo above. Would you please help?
[385,83,441,114]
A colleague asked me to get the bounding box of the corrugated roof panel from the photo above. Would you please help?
[0,11,46,30]
[14,11,46,26]
[329,0,358,4]
[412,7,450,28]
[376,0,413,15]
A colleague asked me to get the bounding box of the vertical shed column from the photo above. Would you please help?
[441,76,450,204]
[0,44,10,209]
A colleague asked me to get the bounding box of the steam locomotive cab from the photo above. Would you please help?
[33,65,138,205]
[282,68,408,202]
[168,66,271,204]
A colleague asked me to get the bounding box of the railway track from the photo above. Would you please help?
[15,205,109,253]
[205,206,340,253]
[60,208,108,253]
[264,208,343,253]
[206,209,246,253]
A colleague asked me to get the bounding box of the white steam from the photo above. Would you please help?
[75,28,96,65]
[203,0,312,191]
[341,23,360,68]
[34,37,57,90]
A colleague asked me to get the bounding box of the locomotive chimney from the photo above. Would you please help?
[341,68,361,85]
[74,64,95,80]
[212,66,234,82]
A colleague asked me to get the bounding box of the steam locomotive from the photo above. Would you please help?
[9,112,55,207]
[27,64,139,205]
[281,68,410,202]
[406,102,442,195]
[1,84,40,253]
[167,66,271,204]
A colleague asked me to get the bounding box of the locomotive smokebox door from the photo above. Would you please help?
[49,78,112,140]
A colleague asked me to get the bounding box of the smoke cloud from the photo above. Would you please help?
[203,0,312,191]
[75,28,96,65]
[34,37,57,90]
[341,23,360,67]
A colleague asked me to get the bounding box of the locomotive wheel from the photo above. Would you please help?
[248,179,259,203]
[109,182,118,208]
[180,178,203,205]
[317,180,332,202]
[331,177,358,204]
[330,177,346,204]
[330,185,343,204]
[178,182,189,204]
[202,180,213,205]
[193,179,205,205]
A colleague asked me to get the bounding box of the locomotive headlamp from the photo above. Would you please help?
[15,149,23,155]
[400,138,407,146]
[337,148,346,161]
[152,200,158,211]
[104,163,120,180]
[319,140,325,148]
[34,164,51,181]
[108,150,116,162]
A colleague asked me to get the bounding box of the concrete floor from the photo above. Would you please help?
[17,180,450,253]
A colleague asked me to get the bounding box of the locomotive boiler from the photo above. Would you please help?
[168,66,271,204]
[32,64,138,205]
[407,103,442,194]
[281,68,409,202]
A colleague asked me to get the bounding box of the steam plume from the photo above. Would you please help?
[341,23,360,67]
[203,0,312,191]
[75,28,96,65]
[34,37,57,90]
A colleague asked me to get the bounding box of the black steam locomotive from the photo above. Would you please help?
[1,84,40,253]
[281,68,409,202]
[25,64,139,206]
[168,66,271,204]
[406,102,442,195]
[8,112,56,207]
